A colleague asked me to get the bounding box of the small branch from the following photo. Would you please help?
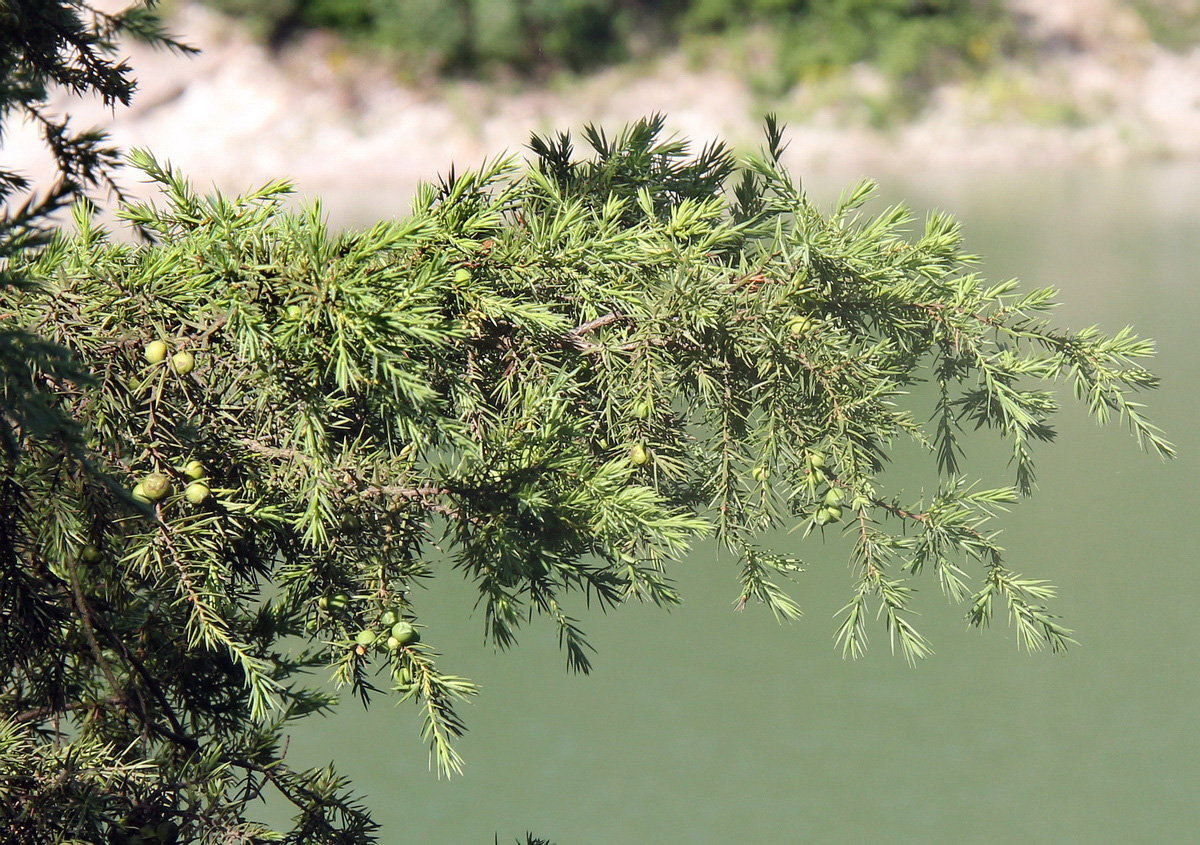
[83,582,191,740]
[358,484,445,500]
[191,313,229,348]
[65,559,124,700]
[562,312,622,353]
[236,438,464,520]
[794,350,844,423]
[358,484,459,520]
[855,507,880,579]
[238,437,308,463]
[876,500,928,524]
[12,696,122,724]
[571,312,621,337]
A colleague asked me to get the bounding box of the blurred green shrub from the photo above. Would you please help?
[202,0,643,72]
[686,0,1008,86]
[306,0,633,72]
[199,0,1008,84]
[1128,0,1200,52]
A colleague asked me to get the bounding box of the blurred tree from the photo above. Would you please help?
[0,4,1172,844]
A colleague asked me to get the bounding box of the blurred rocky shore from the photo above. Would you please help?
[7,0,1200,223]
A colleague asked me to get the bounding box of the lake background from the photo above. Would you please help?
[265,162,1200,842]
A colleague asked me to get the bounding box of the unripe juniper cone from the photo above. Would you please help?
[143,339,168,364]
[139,473,171,501]
[390,621,419,645]
[171,350,195,374]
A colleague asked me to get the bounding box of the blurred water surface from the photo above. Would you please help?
[270,162,1200,843]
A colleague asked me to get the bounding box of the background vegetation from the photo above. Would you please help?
[1128,0,1200,51]
[200,0,1011,87]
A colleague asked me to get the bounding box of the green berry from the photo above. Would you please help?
[132,482,151,503]
[808,452,826,470]
[286,305,303,319]
[815,505,843,525]
[183,460,206,480]
[327,592,350,612]
[317,596,330,611]
[80,543,103,563]
[629,443,649,466]
[818,505,843,523]
[184,482,210,504]
[170,350,195,375]
[752,465,770,483]
[354,629,377,647]
[390,620,419,645]
[824,487,846,506]
[386,635,403,651]
[140,473,171,501]
[379,609,399,627]
[144,340,169,364]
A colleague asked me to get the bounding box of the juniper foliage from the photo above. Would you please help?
[0,109,1173,840]
[0,0,192,461]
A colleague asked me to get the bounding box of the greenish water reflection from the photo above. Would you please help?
[272,164,1200,843]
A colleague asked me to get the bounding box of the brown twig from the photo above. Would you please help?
[13,695,122,724]
[563,312,622,351]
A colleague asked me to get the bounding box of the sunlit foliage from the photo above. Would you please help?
[0,3,1171,841]
[0,112,1171,839]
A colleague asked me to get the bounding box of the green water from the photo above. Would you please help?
[276,164,1200,842]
